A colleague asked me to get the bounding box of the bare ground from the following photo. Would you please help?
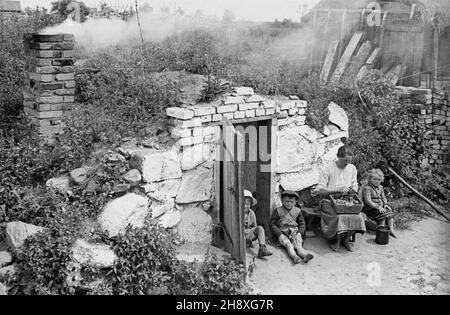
[248,216,450,295]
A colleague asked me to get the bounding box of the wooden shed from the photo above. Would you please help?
[307,0,450,89]
[0,0,22,47]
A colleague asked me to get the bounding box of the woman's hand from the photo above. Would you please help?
[337,187,350,194]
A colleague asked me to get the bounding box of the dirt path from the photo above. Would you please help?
[248,217,450,295]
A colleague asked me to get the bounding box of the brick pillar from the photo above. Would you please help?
[23,33,75,141]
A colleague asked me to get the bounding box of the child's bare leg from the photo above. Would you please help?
[279,235,301,263]
[388,218,397,238]
[292,234,314,263]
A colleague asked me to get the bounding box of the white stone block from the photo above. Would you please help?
[166,107,194,120]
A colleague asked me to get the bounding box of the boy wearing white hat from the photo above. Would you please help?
[244,190,273,259]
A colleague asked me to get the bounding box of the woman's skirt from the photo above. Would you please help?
[320,200,367,240]
[363,205,394,223]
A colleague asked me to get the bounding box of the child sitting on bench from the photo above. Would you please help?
[270,190,314,264]
[244,190,273,259]
[362,169,398,238]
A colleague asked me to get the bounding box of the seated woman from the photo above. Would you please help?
[312,145,366,252]
[361,169,397,238]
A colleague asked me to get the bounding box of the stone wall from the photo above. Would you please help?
[22,33,75,141]
[165,86,349,225]
[396,87,450,165]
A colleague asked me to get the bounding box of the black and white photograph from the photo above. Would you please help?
[0,0,449,298]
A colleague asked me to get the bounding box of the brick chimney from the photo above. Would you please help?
[23,33,75,141]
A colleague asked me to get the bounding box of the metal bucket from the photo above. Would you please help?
[375,225,390,245]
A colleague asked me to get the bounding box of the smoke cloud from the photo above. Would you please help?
[41,13,181,51]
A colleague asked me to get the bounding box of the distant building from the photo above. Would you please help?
[0,0,21,12]
[304,0,450,88]
[0,1,22,47]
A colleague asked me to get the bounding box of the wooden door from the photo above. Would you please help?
[216,118,246,266]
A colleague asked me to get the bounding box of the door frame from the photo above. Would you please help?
[212,117,278,264]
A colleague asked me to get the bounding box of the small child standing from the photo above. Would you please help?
[270,190,314,264]
[362,169,398,238]
[244,190,272,259]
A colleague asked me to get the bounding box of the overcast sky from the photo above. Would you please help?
[20,0,320,21]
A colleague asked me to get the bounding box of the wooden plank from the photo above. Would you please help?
[234,131,246,266]
[432,26,440,88]
[222,120,233,254]
[255,119,275,238]
[209,114,282,127]
[338,9,348,59]
[320,40,339,83]
[342,41,372,83]
[357,47,380,80]
[330,32,363,84]
[384,24,422,33]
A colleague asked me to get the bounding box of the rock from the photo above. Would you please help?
[106,152,126,163]
[425,262,439,271]
[101,182,113,193]
[277,127,317,173]
[297,125,321,142]
[70,168,90,185]
[201,201,212,211]
[141,183,157,194]
[112,183,131,195]
[116,143,141,159]
[0,252,12,268]
[279,168,320,191]
[130,149,182,183]
[436,281,450,292]
[422,285,435,293]
[46,176,70,194]
[317,140,344,165]
[233,87,254,96]
[142,140,160,149]
[155,179,181,198]
[0,264,17,281]
[159,209,181,228]
[84,180,100,194]
[0,282,8,295]
[328,102,349,131]
[406,275,421,283]
[177,243,229,264]
[176,168,214,204]
[149,195,175,219]
[6,222,46,253]
[328,124,341,135]
[123,169,142,186]
[98,193,150,237]
[181,144,211,171]
[177,207,212,243]
[71,239,117,269]
[431,275,442,281]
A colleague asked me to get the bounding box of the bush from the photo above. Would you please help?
[108,224,177,295]
[107,224,251,295]
[10,226,79,295]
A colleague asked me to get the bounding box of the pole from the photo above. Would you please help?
[387,167,450,222]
